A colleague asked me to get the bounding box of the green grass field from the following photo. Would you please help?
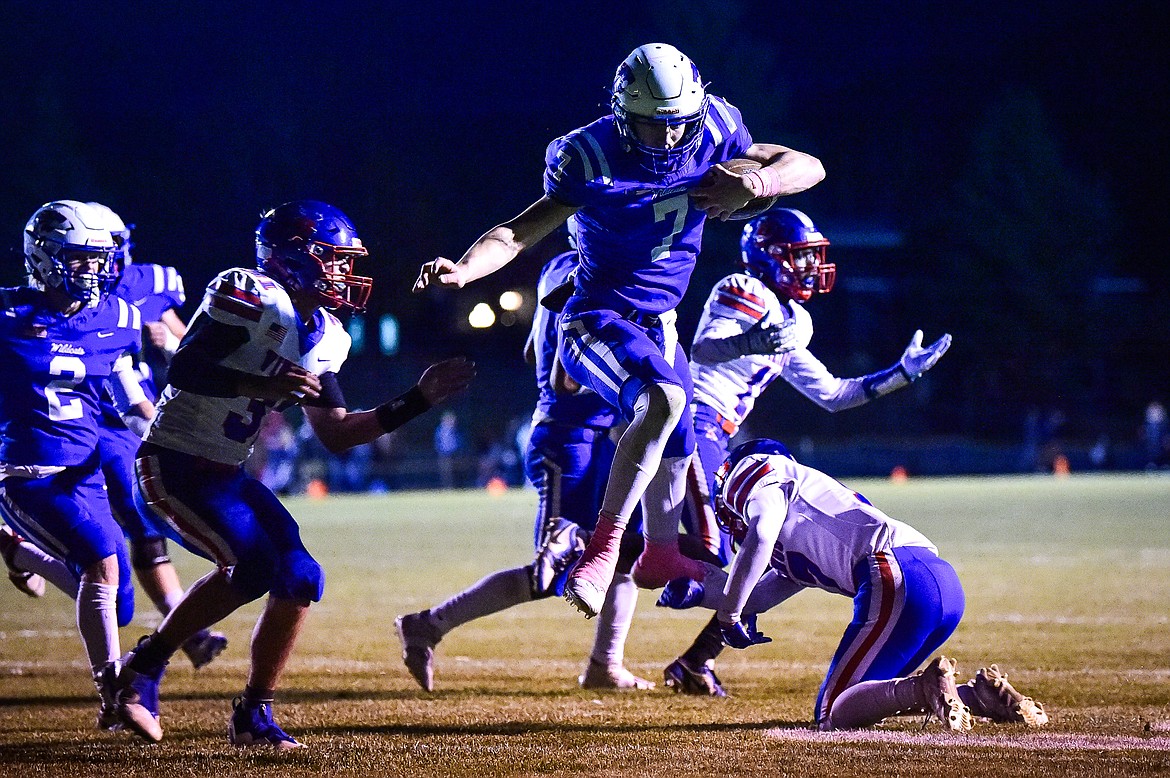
[2,474,1169,777]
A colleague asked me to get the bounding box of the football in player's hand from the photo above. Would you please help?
[699,158,780,220]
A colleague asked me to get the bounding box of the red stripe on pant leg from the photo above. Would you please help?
[823,552,897,716]
[136,454,229,565]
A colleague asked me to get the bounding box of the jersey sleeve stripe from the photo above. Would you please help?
[116,297,130,328]
[725,283,765,307]
[580,132,613,181]
[715,292,766,320]
[213,279,263,307]
[152,264,166,294]
[209,294,263,322]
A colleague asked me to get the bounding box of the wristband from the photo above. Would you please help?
[374,386,432,433]
[861,364,912,400]
[742,166,783,198]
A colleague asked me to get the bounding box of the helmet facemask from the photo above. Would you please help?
[255,201,373,312]
[612,44,709,175]
[24,201,118,308]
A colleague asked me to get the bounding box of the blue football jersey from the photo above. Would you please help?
[543,95,753,315]
[531,252,617,429]
[116,264,186,323]
[0,288,142,466]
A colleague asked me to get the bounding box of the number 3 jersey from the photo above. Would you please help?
[147,268,350,466]
[721,452,935,598]
[0,288,142,467]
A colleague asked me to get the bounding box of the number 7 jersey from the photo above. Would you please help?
[147,268,351,466]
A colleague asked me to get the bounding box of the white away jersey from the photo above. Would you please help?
[722,453,935,597]
[147,268,350,465]
[690,273,881,426]
[690,274,812,426]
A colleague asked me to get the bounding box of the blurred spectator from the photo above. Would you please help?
[327,443,373,493]
[434,411,463,489]
[246,411,300,495]
[1143,401,1168,469]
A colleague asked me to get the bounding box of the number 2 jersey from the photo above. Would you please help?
[0,288,142,467]
[721,451,935,599]
[146,268,350,466]
[544,96,753,315]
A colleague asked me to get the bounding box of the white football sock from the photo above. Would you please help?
[430,566,533,637]
[589,572,638,668]
[600,383,688,521]
[76,581,120,673]
[824,676,921,730]
[12,540,79,596]
[639,454,689,543]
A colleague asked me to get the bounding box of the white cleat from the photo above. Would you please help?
[579,659,655,691]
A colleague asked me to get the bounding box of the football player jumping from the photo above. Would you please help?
[0,200,157,736]
[660,439,1048,730]
[110,201,474,748]
[665,207,951,696]
[416,43,824,619]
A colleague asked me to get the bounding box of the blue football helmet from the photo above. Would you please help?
[86,202,134,275]
[740,208,835,302]
[255,200,372,311]
[713,438,794,543]
[23,200,118,307]
[611,43,709,175]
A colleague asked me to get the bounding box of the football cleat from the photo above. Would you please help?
[395,611,442,692]
[532,518,587,596]
[578,659,655,691]
[93,661,122,731]
[961,665,1049,726]
[114,643,167,743]
[228,697,304,750]
[181,630,229,670]
[663,658,727,697]
[914,656,973,733]
[563,512,624,618]
[0,524,46,598]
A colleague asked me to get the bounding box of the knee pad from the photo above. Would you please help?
[270,549,325,602]
[130,537,170,570]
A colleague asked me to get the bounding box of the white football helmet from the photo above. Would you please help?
[87,202,133,271]
[23,200,118,307]
[611,43,709,174]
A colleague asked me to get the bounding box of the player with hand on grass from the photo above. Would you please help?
[666,207,951,696]
[658,438,1048,730]
[415,43,824,621]
[110,200,474,748]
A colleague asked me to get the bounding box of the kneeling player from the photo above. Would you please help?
[660,439,1048,730]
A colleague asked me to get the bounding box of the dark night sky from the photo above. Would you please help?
[1,1,1166,450]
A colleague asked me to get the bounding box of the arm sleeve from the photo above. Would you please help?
[166,317,252,398]
[719,487,789,624]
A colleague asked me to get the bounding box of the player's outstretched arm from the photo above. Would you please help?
[413,197,578,292]
[303,357,475,453]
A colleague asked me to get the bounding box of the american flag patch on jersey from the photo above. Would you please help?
[265,323,288,342]
[716,283,767,321]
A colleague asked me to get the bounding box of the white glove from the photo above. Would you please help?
[899,330,951,379]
